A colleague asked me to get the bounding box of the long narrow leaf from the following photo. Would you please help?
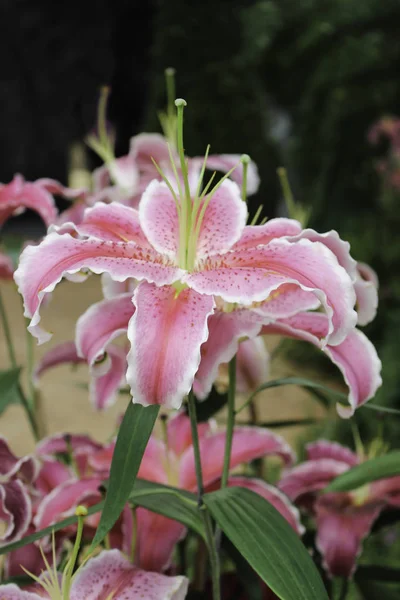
[90,402,159,549]
[325,451,400,492]
[204,486,328,600]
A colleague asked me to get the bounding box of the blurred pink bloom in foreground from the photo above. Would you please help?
[279,440,400,578]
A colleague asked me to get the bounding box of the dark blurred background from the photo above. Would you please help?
[2,0,400,441]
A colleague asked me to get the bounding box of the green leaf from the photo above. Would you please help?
[325,451,400,492]
[90,402,159,549]
[255,418,318,429]
[204,486,328,600]
[0,367,21,414]
[129,479,205,538]
[0,502,103,556]
[237,376,346,415]
[223,537,263,600]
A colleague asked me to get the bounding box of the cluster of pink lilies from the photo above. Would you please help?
[0,95,395,599]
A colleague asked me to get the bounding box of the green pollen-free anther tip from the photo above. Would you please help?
[175,98,187,107]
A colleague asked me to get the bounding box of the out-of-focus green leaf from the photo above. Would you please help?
[325,451,400,492]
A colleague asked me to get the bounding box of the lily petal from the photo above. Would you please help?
[306,441,359,466]
[354,262,379,326]
[0,438,38,483]
[15,232,181,344]
[195,153,260,196]
[139,181,179,259]
[130,133,174,170]
[233,218,303,251]
[193,309,263,400]
[127,283,215,408]
[138,439,169,484]
[135,509,186,572]
[89,345,126,410]
[36,433,101,457]
[185,238,357,346]
[34,459,72,496]
[0,175,57,227]
[0,481,32,545]
[180,427,294,491]
[0,584,43,599]
[33,341,85,385]
[235,337,270,395]
[167,412,211,457]
[75,203,150,245]
[76,293,134,365]
[70,548,188,600]
[315,493,382,578]
[279,459,350,502]
[254,283,321,319]
[195,179,247,259]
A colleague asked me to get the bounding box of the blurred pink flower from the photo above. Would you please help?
[279,440,400,578]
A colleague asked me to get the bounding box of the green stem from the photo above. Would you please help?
[221,356,236,488]
[25,320,36,411]
[63,507,86,600]
[187,391,221,600]
[240,154,250,203]
[0,288,39,440]
[337,577,349,600]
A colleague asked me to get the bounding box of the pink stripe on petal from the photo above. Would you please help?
[186,238,357,346]
[139,181,179,259]
[77,203,150,245]
[195,179,247,259]
[279,459,350,501]
[180,427,294,491]
[89,345,126,410]
[135,508,186,572]
[326,329,382,417]
[15,233,181,344]
[127,283,215,409]
[225,477,304,535]
[315,494,382,578]
[76,294,134,364]
[233,218,303,251]
[193,309,263,400]
[306,441,359,466]
[33,341,85,385]
[167,412,211,457]
[70,548,188,600]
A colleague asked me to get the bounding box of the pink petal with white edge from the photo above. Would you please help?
[0,584,43,599]
[235,337,270,394]
[233,218,303,251]
[186,237,357,346]
[34,459,71,496]
[261,311,329,345]
[194,153,260,196]
[0,175,57,227]
[76,293,134,365]
[180,427,295,491]
[306,441,359,466]
[224,476,304,535]
[195,179,247,259]
[0,251,14,280]
[167,412,211,457]
[0,437,38,483]
[101,273,136,299]
[127,282,215,408]
[14,232,182,344]
[254,283,320,320]
[130,133,174,170]
[326,328,382,417]
[36,433,101,457]
[315,494,382,578]
[193,309,263,400]
[0,481,32,545]
[354,262,379,326]
[33,341,85,386]
[135,509,186,572]
[279,459,350,502]
[75,203,151,246]
[70,549,188,600]
[139,181,179,259]
[89,345,126,410]
[36,178,88,200]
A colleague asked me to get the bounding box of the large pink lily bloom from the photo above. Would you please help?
[0,549,188,600]
[279,440,400,578]
[0,175,85,229]
[131,412,298,571]
[15,187,357,409]
[0,438,39,547]
[92,132,260,209]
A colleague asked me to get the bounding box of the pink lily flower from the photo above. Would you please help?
[279,440,400,578]
[15,177,357,408]
[92,132,260,209]
[0,438,39,547]
[0,549,188,599]
[130,412,298,571]
[0,175,85,229]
